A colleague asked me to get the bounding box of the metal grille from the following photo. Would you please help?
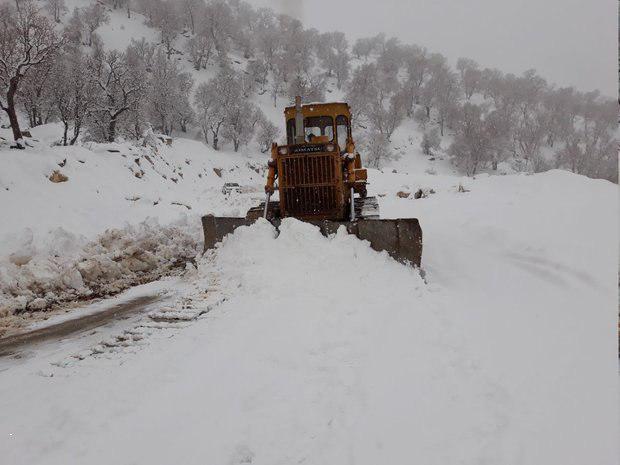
[280,154,338,216]
[280,154,335,186]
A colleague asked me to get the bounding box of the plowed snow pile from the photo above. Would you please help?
[0,217,200,334]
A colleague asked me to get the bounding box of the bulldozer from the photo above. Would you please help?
[201,97,423,266]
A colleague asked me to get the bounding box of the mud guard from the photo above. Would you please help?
[202,215,422,267]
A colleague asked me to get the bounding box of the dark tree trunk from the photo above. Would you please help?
[70,123,81,145]
[62,122,69,146]
[6,78,24,148]
[108,119,117,142]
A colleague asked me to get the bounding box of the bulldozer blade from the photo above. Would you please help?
[201,215,254,251]
[311,218,423,267]
[353,219,422,267]
[202,215,423,268]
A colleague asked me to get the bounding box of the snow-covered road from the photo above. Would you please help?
[0,170,617,465]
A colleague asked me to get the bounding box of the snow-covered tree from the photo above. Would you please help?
[363,131,397,169]
[420,128,441,156]
[246,59,269,94]
[448,103,494,175]
[186,34,213,70]
[82,1,109,47]
[17,60,55,128]
[194,68,243,150]
[256,116,278,153]
[345,63,379,128]
[153,0,182,59]
[368,92,406,141]
[352,35,383,61]
[345,62,405,139]
[147,49,194,135]
[200,0,234,59]
[64,8,85,45]
[456,58,482,100]
[50,45,96,145]
[401,45,429,116]
[376,37,404,79]
[0,1,62,147]
[287,74,325,103]
[222,101,261,152]
[512,70,549,170]
[179,0,204,34]
[269,66,286,107]
[316,32,350,88]
[278,15,313,78]
[228,0,258,59]
[86,48,148,142]
[434,68,461,136]
[45,0,67,23]
[255,8,281,71]
[555,94,617,181]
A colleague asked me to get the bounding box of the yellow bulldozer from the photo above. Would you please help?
[202,97,423,266]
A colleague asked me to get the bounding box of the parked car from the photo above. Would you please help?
[222,182,242,195]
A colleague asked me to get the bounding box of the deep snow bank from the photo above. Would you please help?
[0,217,200,335]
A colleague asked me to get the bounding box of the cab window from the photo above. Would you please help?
[304,116,334,143]
[336,115,350,150]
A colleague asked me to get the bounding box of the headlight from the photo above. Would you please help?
[325,144,335,152]
[278,146,288,155]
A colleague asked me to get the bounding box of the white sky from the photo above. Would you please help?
[249,0,617,97]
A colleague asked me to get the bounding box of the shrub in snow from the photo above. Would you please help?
[256,118,279,154]
[363,131,399,169]
[49,170,68,183]
[420,128,441,156]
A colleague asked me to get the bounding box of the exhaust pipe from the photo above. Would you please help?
[294,95,305,144]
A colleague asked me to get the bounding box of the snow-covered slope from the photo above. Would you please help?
[0,168,617,464]
[0,124,282,337]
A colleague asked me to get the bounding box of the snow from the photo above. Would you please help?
[0,217,200,335]
[0,124,271,329]
[0,168,617,464]
[0,6,616,462]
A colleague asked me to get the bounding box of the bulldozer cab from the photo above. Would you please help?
[285,102,352,152]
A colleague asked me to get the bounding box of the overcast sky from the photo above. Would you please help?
[249,0,616,97]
